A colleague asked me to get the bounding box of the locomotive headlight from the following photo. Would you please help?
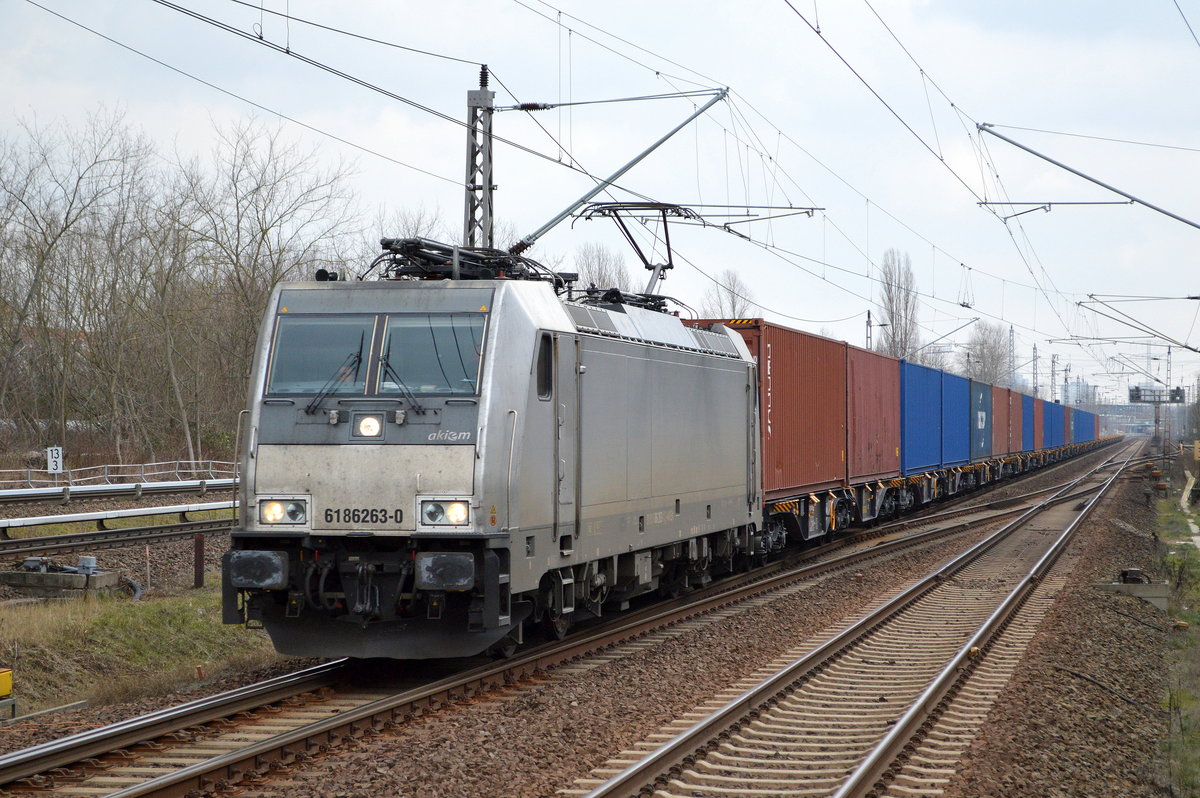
[421,500,470,526]
[356,414,383,437]
[259,499,307,524]
[445,501,469,525]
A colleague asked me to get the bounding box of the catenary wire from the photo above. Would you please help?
[19,0,460,186]
[990,124,1200,154]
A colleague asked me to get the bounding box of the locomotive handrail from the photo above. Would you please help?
[506,409,518,531]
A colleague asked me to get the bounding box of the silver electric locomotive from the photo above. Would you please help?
[223,239,764,658]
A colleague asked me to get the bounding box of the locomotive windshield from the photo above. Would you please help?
[266,315,374,395]
[378,313,486,396]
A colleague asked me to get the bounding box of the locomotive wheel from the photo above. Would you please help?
[544,614,571,640]
[657,564,687,598]
[490,634,520,659]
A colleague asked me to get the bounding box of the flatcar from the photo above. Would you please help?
[223,238,1103,659]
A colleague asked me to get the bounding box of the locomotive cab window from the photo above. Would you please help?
[536,333,552,400]
[266,315,374,395]
[378,313,487,396]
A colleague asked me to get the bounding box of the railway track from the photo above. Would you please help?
[0,502,236,557]
[570,440,1139,798]
[0,446,1132,797]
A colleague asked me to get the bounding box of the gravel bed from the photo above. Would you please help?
[1,528,233,596]
[235,527,1010,797]
[943,470,1168,796]
[0,656,321,754]
[0,447,1137,793]
[230,449,1149,798]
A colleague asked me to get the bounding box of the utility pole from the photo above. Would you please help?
[1165,345,1173,466]
[1032,344,1039,397]
[866,310,888,351]
[1050,354,1058,402]
[1008,325,1016,388]
[463,66,495,249]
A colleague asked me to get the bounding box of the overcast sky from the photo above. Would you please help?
[3,0,1199,402]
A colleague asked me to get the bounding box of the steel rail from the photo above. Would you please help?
[832,445,1138,797]
[0,660,349,786]
[0,501,235,532]
[0,446,1121,796]
[0,481,1041,793]
[78,458,1116,797]
[0,519,235,558]
[0,478,235,505]
[582,441,1138,797]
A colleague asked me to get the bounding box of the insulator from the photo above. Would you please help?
[480,64,489,89]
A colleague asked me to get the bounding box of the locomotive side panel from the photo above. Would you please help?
[575,335,756,557]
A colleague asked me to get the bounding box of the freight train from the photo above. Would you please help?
[222,238,1101,659]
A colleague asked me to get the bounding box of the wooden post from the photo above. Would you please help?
[193,533,205,588]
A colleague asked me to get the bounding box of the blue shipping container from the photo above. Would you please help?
[1021,394,1035,451]
[1045,402,1065,448]
[942,372,971,466]
[900,361,943,475]
[969,380,993,461]
[1072,409,1093,443]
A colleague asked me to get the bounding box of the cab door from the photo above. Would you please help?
[554,333,580,553]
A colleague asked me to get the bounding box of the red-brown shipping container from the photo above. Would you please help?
[1094,413,1100,439]
[1033,397,1045,450]
[847,345,901,481]
[1009,391,1024,453]
[1064,406,1073,445]
[991,386,1011,456]
[704,320,849,499]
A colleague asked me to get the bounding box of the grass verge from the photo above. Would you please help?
[1162,487,1200,795]
[0,581,278,713]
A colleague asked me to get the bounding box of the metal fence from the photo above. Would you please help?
[0,460,239,490]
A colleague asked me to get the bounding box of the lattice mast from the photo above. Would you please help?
[463,66,496,248]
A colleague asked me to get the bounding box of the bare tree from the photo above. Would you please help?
[0,111,149,439]
[958,321,1012,385]
[875,248,920,359]
[915,343,951,371]
[700,269,755,318]
[574,242,632,292]
[0,113,360,466]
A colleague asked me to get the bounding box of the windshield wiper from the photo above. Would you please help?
[305,336,364,415]
[381,339,426,415]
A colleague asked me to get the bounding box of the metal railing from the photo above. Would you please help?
[0,460,239,490]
